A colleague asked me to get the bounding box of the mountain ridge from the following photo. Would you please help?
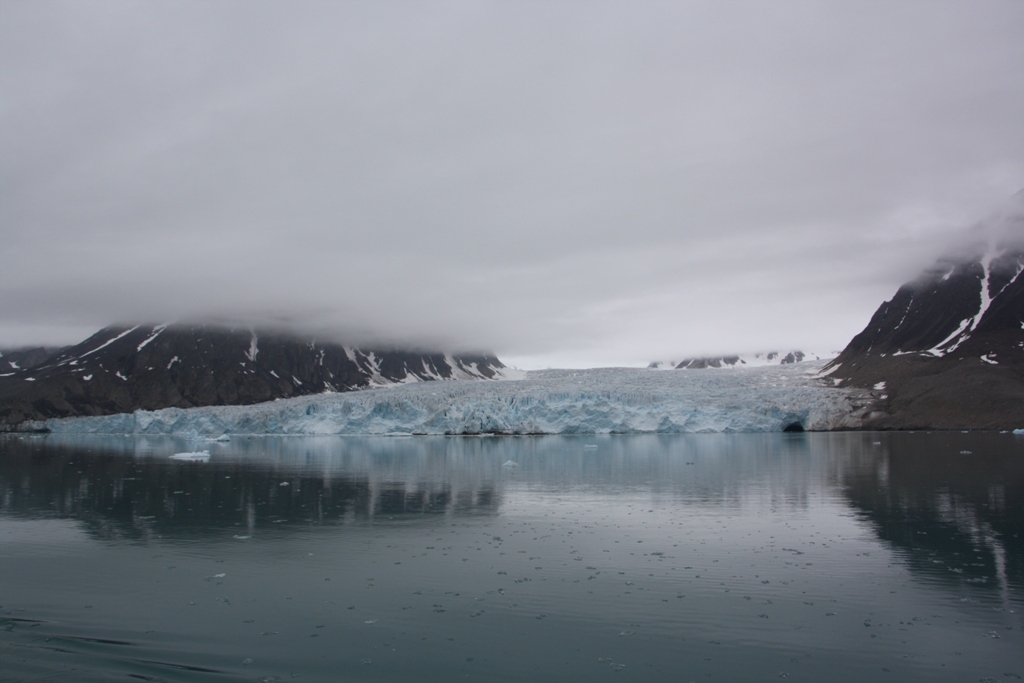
[0,324,506,428]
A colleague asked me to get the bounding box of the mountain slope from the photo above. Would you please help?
[0,325,506,427]
[824,208,1024,429]
[0,347,65,372]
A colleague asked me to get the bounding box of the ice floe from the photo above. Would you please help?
[170,450,211,461]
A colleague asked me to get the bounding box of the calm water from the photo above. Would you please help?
[1,432,1022,682]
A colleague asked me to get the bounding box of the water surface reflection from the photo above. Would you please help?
[1,432,1021,682]
[3,433,1022,587]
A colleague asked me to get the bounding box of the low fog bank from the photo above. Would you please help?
[3,2,1023,366]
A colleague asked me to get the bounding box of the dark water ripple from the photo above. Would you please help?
[1,432,1022,682]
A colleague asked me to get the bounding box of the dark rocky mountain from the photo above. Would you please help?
[0,346,65,373]
[824,208,1024,429]
[0,324,506,428]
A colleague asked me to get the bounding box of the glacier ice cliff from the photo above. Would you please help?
[36,362,871,436]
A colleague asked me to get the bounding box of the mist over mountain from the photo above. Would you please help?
[4,2,1023,367]
[824,198,1024,429]
[5,194,1023,432]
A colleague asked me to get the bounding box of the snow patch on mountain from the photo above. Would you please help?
[136,324,167,352]
[245,331,258,362]
[80,325,140,358]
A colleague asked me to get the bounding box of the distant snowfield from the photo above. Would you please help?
[648,350,836,370]
[37,361,870,435]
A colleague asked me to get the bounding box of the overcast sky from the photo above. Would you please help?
[2,1,1023,368]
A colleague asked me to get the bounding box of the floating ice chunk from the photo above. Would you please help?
[873,382,886,391]
[584,444,598,450]
[1013,429,1024,435]
[170,451,210,461]
[502,460,519,469]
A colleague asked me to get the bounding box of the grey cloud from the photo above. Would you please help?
[2,1,1023,365]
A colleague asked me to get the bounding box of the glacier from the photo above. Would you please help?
[36,361,872,436]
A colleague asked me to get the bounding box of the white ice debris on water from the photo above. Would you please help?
[38,361,869,436]
[170,450,211,461]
